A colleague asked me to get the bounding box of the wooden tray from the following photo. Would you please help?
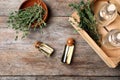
[69,0,120,68]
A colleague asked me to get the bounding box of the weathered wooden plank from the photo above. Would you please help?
[1,0,120,78]
[0,76,120,80]
[37,76,120,80]
[0,77,36,80]
[0,16,120,76]
[0,0,24,16]
[0,0,79,17]
[0,16,86,51]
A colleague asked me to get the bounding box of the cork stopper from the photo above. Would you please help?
[67,38,75,46]
[34,41,42,48]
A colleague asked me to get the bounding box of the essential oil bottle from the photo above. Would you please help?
[61,38,75,64]
[35,41,54,57]
[102,29,120,49]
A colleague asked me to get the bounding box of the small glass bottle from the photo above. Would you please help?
[102,29,120,49]
[61,38,75,64]
[96,3,117,26]
[34,41,54,57]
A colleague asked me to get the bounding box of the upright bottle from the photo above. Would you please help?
[96,3,117,26]
[61,38,75,64]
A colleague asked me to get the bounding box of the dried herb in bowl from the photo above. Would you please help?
[8,4,47,40]
[69,0,101,46]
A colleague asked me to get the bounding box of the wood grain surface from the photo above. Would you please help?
[0,0,120,79]
[0,76,120,80]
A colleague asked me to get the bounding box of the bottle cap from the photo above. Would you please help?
[116,33,120,41]
[107,4,116,15]
[67,38,75,46]
[34,41,42,48]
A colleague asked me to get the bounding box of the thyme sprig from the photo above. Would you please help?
[69,0,101,45]
[8,4,46,40]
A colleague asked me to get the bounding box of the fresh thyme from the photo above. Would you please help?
[8,4,46,40]
[69,0,101,45]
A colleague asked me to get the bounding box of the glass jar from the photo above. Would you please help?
[35,41,54,57]
[102,29,120,49]
[96,3,117,26]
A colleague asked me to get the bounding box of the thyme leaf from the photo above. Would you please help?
[69,0,101,46]
[8,4,46,40]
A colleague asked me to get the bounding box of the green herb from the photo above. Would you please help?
[69,0,101,45]
[8,4,46,40]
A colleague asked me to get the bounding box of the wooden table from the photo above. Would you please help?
[0,0,120,80]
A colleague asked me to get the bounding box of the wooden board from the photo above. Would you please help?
[93,0,120,67]
[69,14,116,68]
[0,76,120,80]
[69,0,120,68]
[1,0,120,78]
